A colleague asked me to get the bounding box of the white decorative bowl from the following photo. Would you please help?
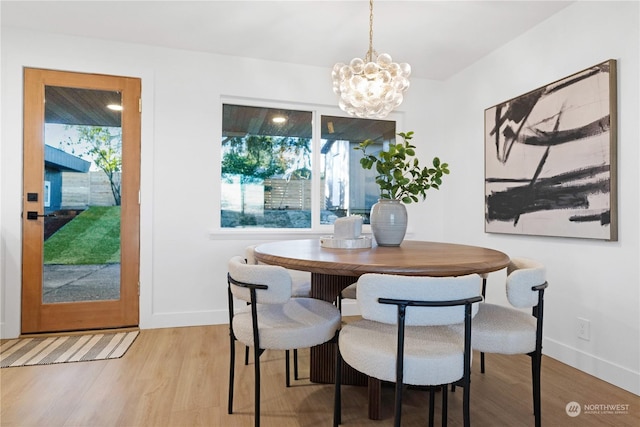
[320,236,372,249]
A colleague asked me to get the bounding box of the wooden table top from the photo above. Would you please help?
[254,239,510,277]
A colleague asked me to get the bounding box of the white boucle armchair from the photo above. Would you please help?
[455,257,548,427]
[334,272,483,427]
[227,255,341,427]
[244,244,312,381]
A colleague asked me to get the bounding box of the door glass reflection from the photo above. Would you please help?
[42,86,122,303]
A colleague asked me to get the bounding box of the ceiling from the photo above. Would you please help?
[5,1,573,136]
[222,104,396,144]
[45,86,122,127]
[2,1,573,81]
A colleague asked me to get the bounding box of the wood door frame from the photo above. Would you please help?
[22,68,141,333]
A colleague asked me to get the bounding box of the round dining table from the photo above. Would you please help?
[254,238,510,419]
[254,239,510,277]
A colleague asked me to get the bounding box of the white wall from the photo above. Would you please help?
[0,25,445,333]
[1,1,637,396]
[439,1,639,395]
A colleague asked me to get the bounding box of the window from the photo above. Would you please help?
[221,104,312,228]
[221,102,396,229]
[320,115,395,224]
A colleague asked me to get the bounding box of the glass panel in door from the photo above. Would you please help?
[42,86,122,303]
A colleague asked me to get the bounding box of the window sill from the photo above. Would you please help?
[209,228,415,241]
[209,229,328,241]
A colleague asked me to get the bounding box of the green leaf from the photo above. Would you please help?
[354,131,449,204]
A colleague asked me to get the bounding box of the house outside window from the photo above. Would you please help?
[221,102,396,230]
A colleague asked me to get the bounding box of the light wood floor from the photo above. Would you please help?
[1,324,638,426]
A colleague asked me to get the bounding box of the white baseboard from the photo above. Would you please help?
[543,337,640,396]
[141,299,363,331]
[142,302,362,330]
[140,309,229,330]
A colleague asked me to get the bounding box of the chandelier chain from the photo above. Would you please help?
[367,0,375,62]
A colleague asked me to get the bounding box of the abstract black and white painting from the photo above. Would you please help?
[485,60,617,240]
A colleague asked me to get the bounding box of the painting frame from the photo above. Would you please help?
[484,59,618,241]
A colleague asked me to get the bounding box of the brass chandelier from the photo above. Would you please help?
[331,0,411,119]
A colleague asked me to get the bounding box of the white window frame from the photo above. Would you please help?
[211,97,402,240]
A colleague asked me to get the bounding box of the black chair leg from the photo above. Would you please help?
[285,350,291,387]
[480,276,487,376]
[442,385,448,427]
[244,301,251,366]
[479,275,487,376]
[294,349,299,380]
[532,353,542,427]
[228,336,235,414]
[333,346,342,427]
[463,382,470,427]
[481,277,487,298]
[253,345,261,427]
[393,382,403,427]
[428,388,435,427]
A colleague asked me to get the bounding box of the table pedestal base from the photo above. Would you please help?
[309,273,381,419]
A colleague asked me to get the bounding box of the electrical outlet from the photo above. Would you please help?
[577,318,591,341]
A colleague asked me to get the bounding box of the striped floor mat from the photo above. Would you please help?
[0,330,139,368]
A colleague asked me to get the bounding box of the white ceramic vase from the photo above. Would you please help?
[369,199,407,247]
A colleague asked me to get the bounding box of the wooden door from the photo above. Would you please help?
[22,68,141,333]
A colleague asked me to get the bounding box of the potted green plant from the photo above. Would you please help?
[355,131,449,245]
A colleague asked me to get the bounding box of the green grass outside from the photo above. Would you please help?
[44,206,121,265]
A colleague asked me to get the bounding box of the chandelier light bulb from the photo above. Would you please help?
[332,0,411,119]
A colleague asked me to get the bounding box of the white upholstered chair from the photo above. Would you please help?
[334,273,483,427]
[245,244,311,297]
[227,256,341,427]
[460,258,548,427]
[244,244,311,380]
[337,282,357,312]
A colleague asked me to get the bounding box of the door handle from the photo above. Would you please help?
[26,211,56,220]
